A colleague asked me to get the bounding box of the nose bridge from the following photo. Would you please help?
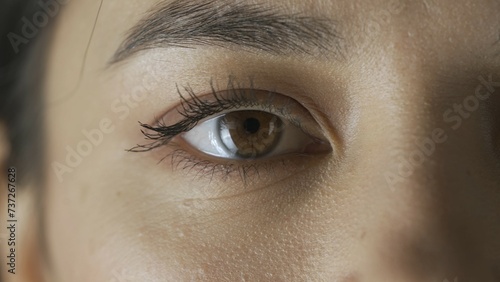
[348,100,494,280]
[354,53,491,212]
[367,72,492,191]
[312,2,500,279]
[353,57,440,186]
[342,50,500,280]
[351,28,487,189]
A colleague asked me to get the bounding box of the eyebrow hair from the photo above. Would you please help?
[111,0,343,64]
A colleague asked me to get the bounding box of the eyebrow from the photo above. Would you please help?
[110,0,343,64]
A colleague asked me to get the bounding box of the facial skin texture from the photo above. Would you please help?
[2,0,500,281]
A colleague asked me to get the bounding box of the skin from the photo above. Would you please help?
[1,0,500,281]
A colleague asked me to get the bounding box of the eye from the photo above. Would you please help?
[130,81,333,184]
[182,110,325,159]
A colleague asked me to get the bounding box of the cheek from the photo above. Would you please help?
[44,132,500,281]
[45,152,354,281]
[119,188,353,280]
[43,131,153,281]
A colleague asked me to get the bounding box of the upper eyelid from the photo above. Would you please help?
[148,79,264,124]
[129,82,320,152]
[155,77,304,125]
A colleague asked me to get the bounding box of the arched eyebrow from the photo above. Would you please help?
[110,0,343,64]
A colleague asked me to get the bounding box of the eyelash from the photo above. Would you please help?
[165,146,290,185]
[128,78,291,152]
[128,78,317,184]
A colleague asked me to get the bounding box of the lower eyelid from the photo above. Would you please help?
[156,140,329,192]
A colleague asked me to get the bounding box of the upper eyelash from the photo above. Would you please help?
[128,77,281,152]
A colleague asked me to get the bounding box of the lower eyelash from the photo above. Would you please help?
[155,138,326,187]
[166,145,279,185]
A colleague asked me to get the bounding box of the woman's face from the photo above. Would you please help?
[22,0,500,281]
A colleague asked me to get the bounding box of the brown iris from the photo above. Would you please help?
[220,110,283,158]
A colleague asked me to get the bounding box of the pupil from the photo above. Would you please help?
[243,118,260,134]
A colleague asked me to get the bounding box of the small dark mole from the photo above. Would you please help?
[360,231,366,240]
[342,273,360,282]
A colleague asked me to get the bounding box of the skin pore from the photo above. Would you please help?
[2,0,500,281]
